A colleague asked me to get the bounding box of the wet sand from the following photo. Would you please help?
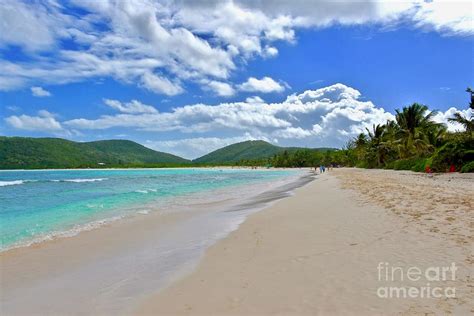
[138,169,473,315]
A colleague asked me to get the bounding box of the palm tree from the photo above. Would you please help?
[448,112,474,132]
[366,124,385,144]
[355,133,367,147]
[356,133,368,159]
[377,121,404,164]
[448,88,474,133]
[467,87,473,110]
[364,124,391,166]
[425,123,447,148]
[395,103,444,157]
[395,103,440,136]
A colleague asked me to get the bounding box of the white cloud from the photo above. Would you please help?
[175,1,294,57]
[245,96,264,103]
[432,107,472,132]
[263,46,278,57]
[235,0,473,36]
[31,86,51,97]
[64,83,395,148]
[5,110,63,131]
[0,0,57,51]
[2,0,470,94]
[104,99,158,114]
[273,127,313,139]
[140,72,184,96]
[203,80,235,97]
[238,76,286,93]
[410,1,473,36]
[285,83,361,103]
[0,0,233,94]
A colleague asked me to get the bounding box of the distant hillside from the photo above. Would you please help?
[194,140,333,163]
[0,137,189,169]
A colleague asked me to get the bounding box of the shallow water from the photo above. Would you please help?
[0,168,295,251]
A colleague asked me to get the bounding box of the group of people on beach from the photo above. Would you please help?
[315,165,332,174]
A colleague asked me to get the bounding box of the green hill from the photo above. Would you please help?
[193,140,282,163]
[193,140,333,164]
[0,137,190,169]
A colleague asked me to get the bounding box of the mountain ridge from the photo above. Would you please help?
[0,137,335,169]
[0,137,189,169]
[193,140,334,163]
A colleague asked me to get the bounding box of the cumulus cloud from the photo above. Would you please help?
[5,110,63,131]
[203,80,235,97]
[140,72,184,96]
[263,46,279,58]
[104,99,158,114]
[245,96,265,103]
[238,77,287,93]
[432,107,472,132]
[1,0,471,94]
[235,0,472,35]
[31,86,51,97]
[410,1,473,36]
[272,127,314,139]
[285,83,362,104]
[63,83,394,148]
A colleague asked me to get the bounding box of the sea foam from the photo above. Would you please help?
[1,215,124,252]
[0,180,27,187]
[62,178,108,183]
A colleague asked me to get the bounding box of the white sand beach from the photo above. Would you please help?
[138,169,473,315]
[1,168,472,315]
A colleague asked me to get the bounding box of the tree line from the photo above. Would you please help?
[238,88,474,173]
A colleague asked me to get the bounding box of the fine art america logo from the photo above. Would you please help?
[377,262,457,299]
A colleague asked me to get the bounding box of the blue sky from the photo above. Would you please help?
[1,0,473,159]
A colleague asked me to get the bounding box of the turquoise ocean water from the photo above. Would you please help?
[0,168,294,251]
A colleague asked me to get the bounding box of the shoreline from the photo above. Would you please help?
[137,169,473,315]
[0,168,303,253]
[0,170,312,315]
[0,166,301,172]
